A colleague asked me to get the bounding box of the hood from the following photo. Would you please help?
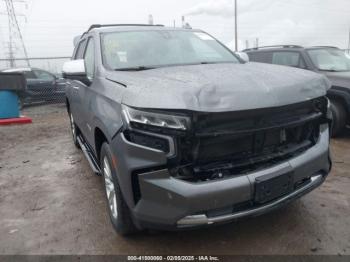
[105,62,330,112]
[321,71,350,89]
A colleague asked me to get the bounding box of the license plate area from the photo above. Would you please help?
[254,171,294,204]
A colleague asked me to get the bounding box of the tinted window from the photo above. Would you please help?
[272,52,305,68]
[23,71,37,79]
[84,38,95,80]
[33,70,55,81]
[247,52,273,63]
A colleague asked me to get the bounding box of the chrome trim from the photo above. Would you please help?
[77,135,101,174]
[177,174,323,226]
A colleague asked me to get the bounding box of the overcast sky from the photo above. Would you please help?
[1,0,350,59]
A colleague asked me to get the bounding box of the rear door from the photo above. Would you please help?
[271,51,307,69]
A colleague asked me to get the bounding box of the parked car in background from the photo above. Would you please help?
[1,67,68,108]
[62,24,332,235]
[244,45,350,136]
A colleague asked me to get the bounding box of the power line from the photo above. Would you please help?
[234,0,238,51]
[1,0,30,67]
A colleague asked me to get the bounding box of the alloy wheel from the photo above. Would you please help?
[103,156,118,219]
[70,113,76,139]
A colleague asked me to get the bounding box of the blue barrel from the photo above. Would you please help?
[0,91,20,119]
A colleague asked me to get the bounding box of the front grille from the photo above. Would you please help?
[169,97,328,182]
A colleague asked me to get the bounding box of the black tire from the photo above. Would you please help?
[330,100,347,137]
[100,142,138,235]
[69,112,80,149]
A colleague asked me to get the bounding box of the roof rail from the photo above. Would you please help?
[79,24,165,39]
[309,46,339,49]
[87,23,164,32]
[243,45,303,52]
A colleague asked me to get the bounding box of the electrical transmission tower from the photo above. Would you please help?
[2,0,30,67]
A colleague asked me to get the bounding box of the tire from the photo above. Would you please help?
[100,142,138,235]
[330,100,347,137]
[69,112,80,149]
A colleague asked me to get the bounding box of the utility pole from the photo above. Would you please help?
[1,0,30,67]
[234,0,238,51]
[148,14,153,25]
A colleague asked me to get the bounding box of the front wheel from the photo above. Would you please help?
[100,142,138,235]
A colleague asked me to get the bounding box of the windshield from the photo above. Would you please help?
[101,30,240,70]
[307,48,350,72]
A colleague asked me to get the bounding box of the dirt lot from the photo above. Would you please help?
[0,104,349,255]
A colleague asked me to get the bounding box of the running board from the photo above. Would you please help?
[77,135,101,175]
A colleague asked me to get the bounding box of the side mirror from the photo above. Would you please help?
[62,59,90,85]
[236,52,250,63]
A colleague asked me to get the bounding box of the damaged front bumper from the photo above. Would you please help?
[111,122,331,230]
[176,174,323,227]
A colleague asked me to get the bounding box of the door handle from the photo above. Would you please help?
[72,86,80,90]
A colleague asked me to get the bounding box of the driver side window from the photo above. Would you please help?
[84,38,95,81]
[272,51,306,69]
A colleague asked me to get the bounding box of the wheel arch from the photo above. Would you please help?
[94,127,109,164]
[327,87,350,117]
[66,97,70,113]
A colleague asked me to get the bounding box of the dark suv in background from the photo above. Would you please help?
[244,46,350,136]
[2,67,67,108]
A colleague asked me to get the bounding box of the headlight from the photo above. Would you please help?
[122,105,190,130]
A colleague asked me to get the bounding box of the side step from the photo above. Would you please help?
[77,135,101,175]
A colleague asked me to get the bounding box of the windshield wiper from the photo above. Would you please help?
[114,66,156,71]
[199,61,234,65]
[318,69,338,72]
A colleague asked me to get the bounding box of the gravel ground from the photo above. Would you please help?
[0,104,349,255]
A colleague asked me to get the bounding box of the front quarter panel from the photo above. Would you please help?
[90,77,126,149]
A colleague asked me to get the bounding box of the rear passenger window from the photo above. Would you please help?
[272,52,305,68]
[247,52,272,63]
[23,71,37,79]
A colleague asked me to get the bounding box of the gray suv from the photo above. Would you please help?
[63,25,332,235]
[244,45,350,136]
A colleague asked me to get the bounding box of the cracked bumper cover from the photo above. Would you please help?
[111,124,331,230]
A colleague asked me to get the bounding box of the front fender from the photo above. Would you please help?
[90,78,125,155]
